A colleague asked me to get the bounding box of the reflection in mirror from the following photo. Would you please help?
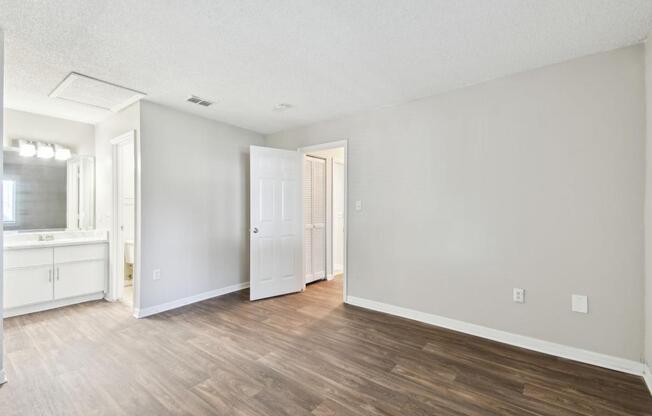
[67,155,95,230]
[3,149,95,231]
[3,150,67,231]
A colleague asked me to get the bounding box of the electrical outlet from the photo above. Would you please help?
[513,288,524,303]
[571,294,588,313]
[355,200,362,211]
[153,269,161,281]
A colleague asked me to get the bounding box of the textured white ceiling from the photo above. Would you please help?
[1,0,651,134]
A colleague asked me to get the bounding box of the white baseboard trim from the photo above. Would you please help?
[134,282,249,318]
[4,292,105,318]
[346,296,646,377]
[0,369,6,385]
[326,274,334,281]
[644,366,652,395]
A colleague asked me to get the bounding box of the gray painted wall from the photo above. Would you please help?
[139,102,264,310]
[266,45,646,361]
[3,151,67,231]
[4,109,95,156]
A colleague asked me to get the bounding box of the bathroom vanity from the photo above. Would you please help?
[3,230,108,317]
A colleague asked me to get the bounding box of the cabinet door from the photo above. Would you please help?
[54,260,106,300]
[4,266,54,309]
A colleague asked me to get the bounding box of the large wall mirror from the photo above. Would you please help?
[3,148,95,232]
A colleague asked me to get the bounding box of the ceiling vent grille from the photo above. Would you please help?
[187,95,213,107]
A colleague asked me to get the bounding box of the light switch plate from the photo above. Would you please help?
[355,200,362,211]
[153,269,161,280]
[571,294,588,313]
[513,288,524,303]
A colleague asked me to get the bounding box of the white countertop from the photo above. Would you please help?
[4,230,109,250]
[4,237,108,250]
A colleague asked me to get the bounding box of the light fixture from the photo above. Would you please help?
[54,145,72,161]
[36,142,55,159]
[18,140,36,157]
[272,103,293,112]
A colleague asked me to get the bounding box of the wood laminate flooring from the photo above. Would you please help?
[0,277,650,415]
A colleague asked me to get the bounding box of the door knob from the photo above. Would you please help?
[252,227,259,234]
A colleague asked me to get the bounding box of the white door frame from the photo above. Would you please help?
[108,130,141,314]
[298,140,348,302]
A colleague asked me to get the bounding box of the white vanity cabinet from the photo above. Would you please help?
[4,242,108,317]
[53,244,107,300]
[4,247,54,309]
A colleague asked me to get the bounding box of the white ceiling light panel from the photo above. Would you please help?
[49,72,146,112]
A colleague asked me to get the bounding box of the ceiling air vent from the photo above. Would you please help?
[187,95,213,107]
[49,72,146,112]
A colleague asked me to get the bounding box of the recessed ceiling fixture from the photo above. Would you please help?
[49,72,146,112]
[272,103,293,112]
[186,95,214,107]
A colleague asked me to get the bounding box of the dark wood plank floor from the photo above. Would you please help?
[0,277,650,415]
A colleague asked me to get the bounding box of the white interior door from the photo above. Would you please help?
[333,161,345,273]
[250,146,303,301]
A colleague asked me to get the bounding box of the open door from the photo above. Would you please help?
[250,146,303,300]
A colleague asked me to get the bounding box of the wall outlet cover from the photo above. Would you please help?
[513,288,525,303]
[153,269,161,280]
[571,294,588,313]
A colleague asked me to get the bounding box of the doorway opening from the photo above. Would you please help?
[300,142,347,301]
[248,140,347,303]
[109,130,138,312]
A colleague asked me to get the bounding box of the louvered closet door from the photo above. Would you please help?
[311,158,326,280]
[303,158,313,282]
[303,156,326,283]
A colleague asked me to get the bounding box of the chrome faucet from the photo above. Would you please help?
[38,234,55,241]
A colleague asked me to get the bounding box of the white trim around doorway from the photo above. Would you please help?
[298,140,348,303]
[108,130,141,315]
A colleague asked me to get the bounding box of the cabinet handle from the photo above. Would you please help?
[48,270,52,282]
[56,267,60,281]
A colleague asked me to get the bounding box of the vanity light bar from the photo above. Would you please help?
[54,145,71,161]
[36,142,55,159]
[18,140,37,157]
[16,140,71,161]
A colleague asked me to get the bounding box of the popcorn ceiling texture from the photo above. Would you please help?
[0,0,651,134]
